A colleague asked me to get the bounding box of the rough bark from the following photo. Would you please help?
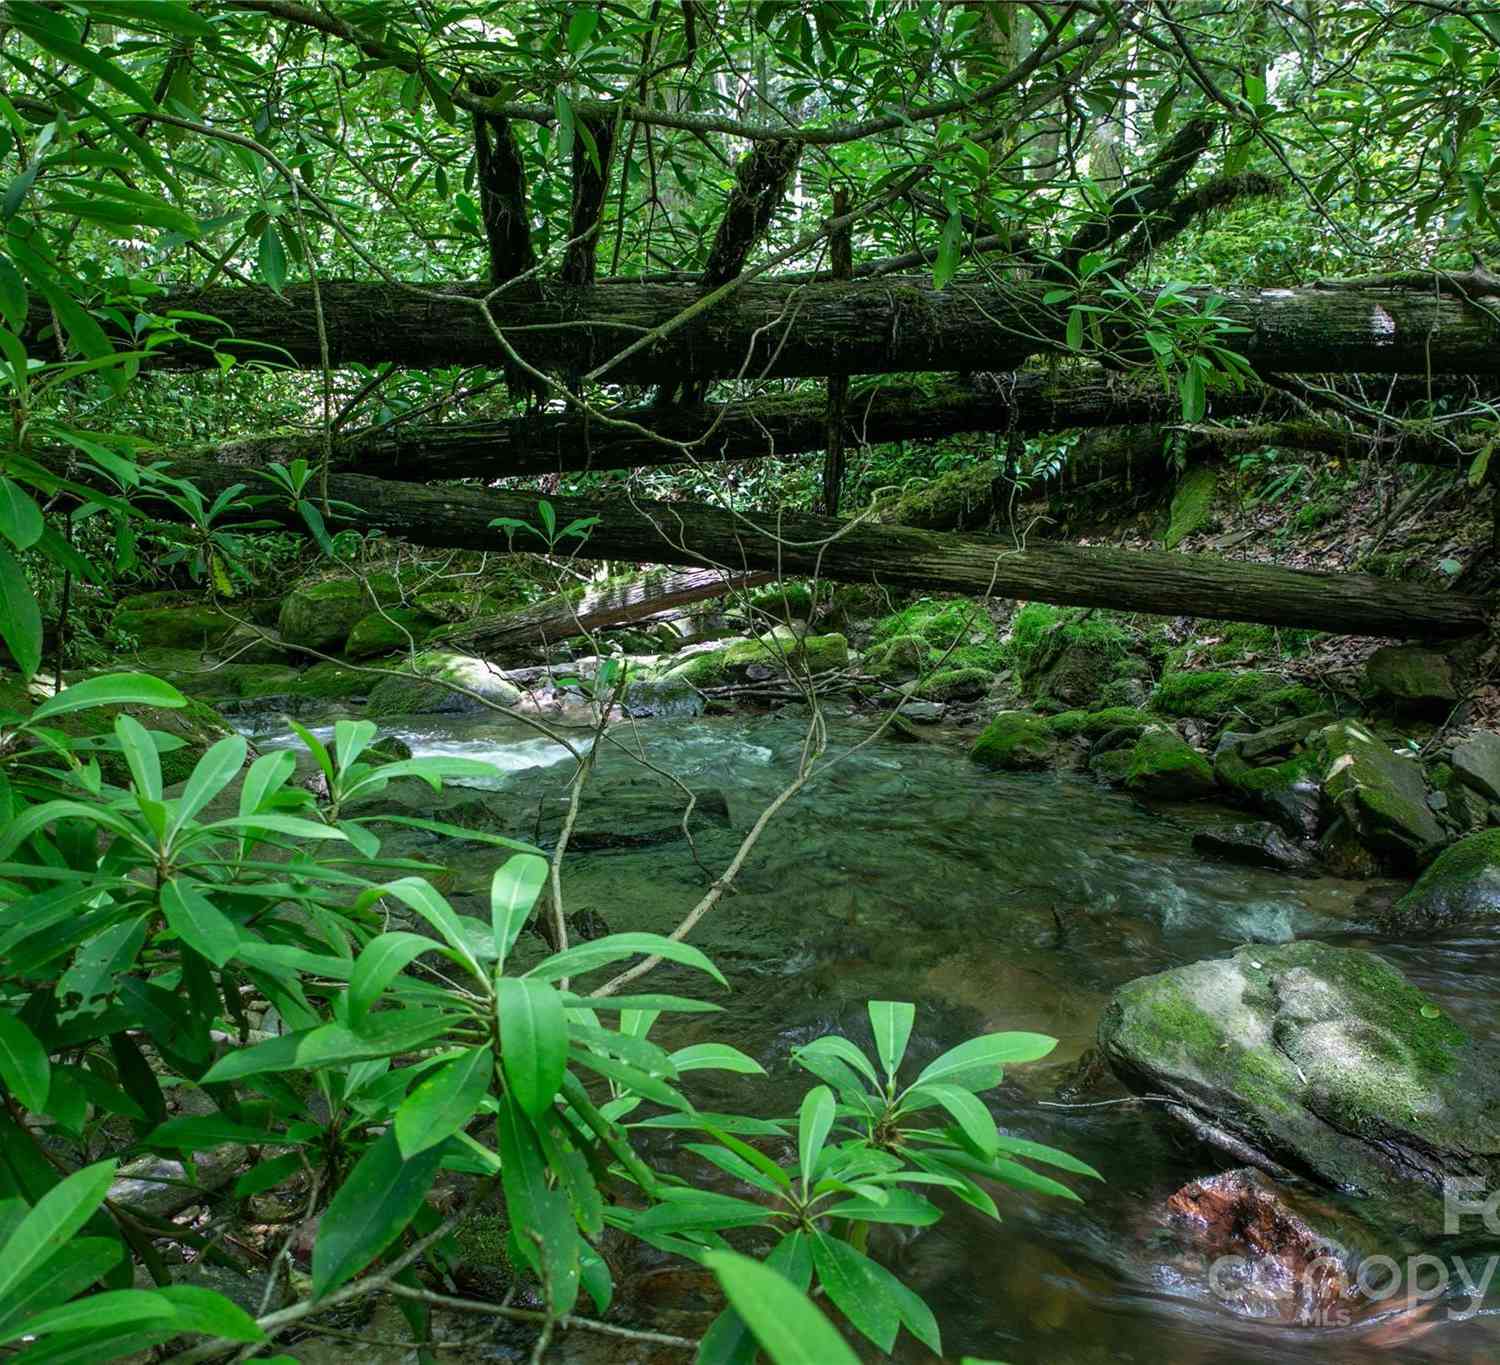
[106,455,1490,638]
[473,112,537,284]
[700,139,802,287]
[209,373,1475,482]
[439,566,772,653]
[560,116,617,287]
[45,276,1500,380]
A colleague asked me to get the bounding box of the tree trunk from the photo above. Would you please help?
[45,276,1500,380]
[108,455,1490,639]
[439,567,772,652]
[208,374,1473,482]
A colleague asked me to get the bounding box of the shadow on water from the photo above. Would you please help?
[238,709,1500,1364]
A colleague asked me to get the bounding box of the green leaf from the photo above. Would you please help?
[160,878,239,968]
[0,256,26,329]
[497,977,566,1118]
[154,1285,265,1342]
[528,932,725,987]
[868,1001,914,1083]
[0,1238,123,1338]
[1180,363,1205,422]
[0,540,42,680]
[631,1190,772,1234]
[495,1095,580,1314]
[348,931,437,1023]
[258,225,287,292]
[366,877,483,980]
[910,1032,1055,1091]
[8,4,157,107]
[112,713,161,801]
[0,477,43,550]
[0,1290,171,1345]
[491,852,548,969]
[394,1044,494,1157]
[0,1012,50,1111]
[0,1159,117,1305]
[30,674,186,720]
[670,1043,764,1075]
[797,1085,835,1191]
[311,1128,442,1297]
[171,733,246,833]
[201,1012,452,1083]
[809,1231,900,1351]
[704,1250,861,1365]
[566,7,600,51]
[903,1083,997,1156]
[1066,305,1084,351]
[698,1231,811,1365]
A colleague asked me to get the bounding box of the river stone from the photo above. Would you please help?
[277,571,405,651]
[663,632,848,688]
[970,710,1057,770]
[1451,732,1500,803]
[1392,829,1500,930]
[1316,720,1444,870]
[1099,941,1500,1228]
[914,666,993,702]
[1191,822,1318,876]
[366,650,522,717]
[1214,743,1323,840]
[1365,644,1458,710]
[864,633,928,680]
[1123,726,1216,800]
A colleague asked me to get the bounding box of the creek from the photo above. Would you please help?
[237,708,1500,1364]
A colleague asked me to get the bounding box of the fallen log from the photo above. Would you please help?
[210,374,1473,482]
[97,455,1490,639]
[39,275,1500,381]
[436,566,773,653]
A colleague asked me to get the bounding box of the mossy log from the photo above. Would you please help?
[33,276,1500,380]
[96,455,1491,639]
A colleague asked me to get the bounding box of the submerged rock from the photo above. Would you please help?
[970,710,1057,770]
[1393,828,1500,931]
[1192,821,1318,876]
[1099,941,1500,1227]
[1365,644,1458,710]
[1153,1168,1366,1326]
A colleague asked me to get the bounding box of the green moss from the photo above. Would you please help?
[1151,669,1321,724]
[288,661,371,701]
[914,666,993,701]
[1163,620,1320,672]
[1164,465,1219,549]
[971,710,1058,770]
[873,461,999,530]
[112,605,235,650]
[52,697,236,786]
[663,649,729,688]
[667,633,849,688]
[1123,727,1216,798]
[870,598,1003,672]
[864,633,931,679]
[1048,706,1150,739]
[1407,828,1500,891]
[345,607,442,659]
[1291,498,1339,532]
[277,571,405,651]
[746,582,814,619]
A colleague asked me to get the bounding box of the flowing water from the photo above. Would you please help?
[239,708,1500,1364]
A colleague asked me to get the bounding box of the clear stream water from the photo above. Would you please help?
[239,709,1500,1364]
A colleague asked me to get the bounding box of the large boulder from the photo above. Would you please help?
[1365,645,1458,711]
[366,650,522,718]
[1214,742,1323,841]
[113,603,235,650]
[277,572,405,651]
[1316,720,1444,870]
[970,710,1057,770]
[912,666,993,702]
[663,632,848,688]
[1099,941,1500,1229]
[1393,829,1500,931]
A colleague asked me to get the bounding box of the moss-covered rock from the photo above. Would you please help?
[1151,669,1321,725]
[971,711,1058,770]
[148,661,302,705]
[113,604,235,650]
[746,582,814,620]
[1007,603,1132,706]
[345,607,442,659]
[287,660,372,702]
[913,667,993,702]
[1316,720,1444,871]
[1364,645,1458,711]
[1451,732,1500,804]
[1122,726,1216,799]
[411,591,506,624]
[1048,707,1150,740]
[869,598,1002,673]
[663,633,848,688]
[1214,744,1323,840]
[366,650,522,718]
[1394,829,1500,931]
[864,633,930,680]
[277,572,405,651]
[218,624,293,665]
[1099,940,1500,1227]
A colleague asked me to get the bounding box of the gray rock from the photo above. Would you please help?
[1099,941,1500,1232]
[172,1262,287,1316]
[897,700,945,723]
[1191,821,1319,876]
[1365,644,1458,710]
[1452,732,1500,803]
[1392,828,1500,931]
[1316,720,1444,871]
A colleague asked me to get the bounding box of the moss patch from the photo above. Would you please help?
[1164,464,1219,549]
[971,711,1058,770]
[869,597,1003,673]
[1151,669,1321,724]
[914,666,993,702]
